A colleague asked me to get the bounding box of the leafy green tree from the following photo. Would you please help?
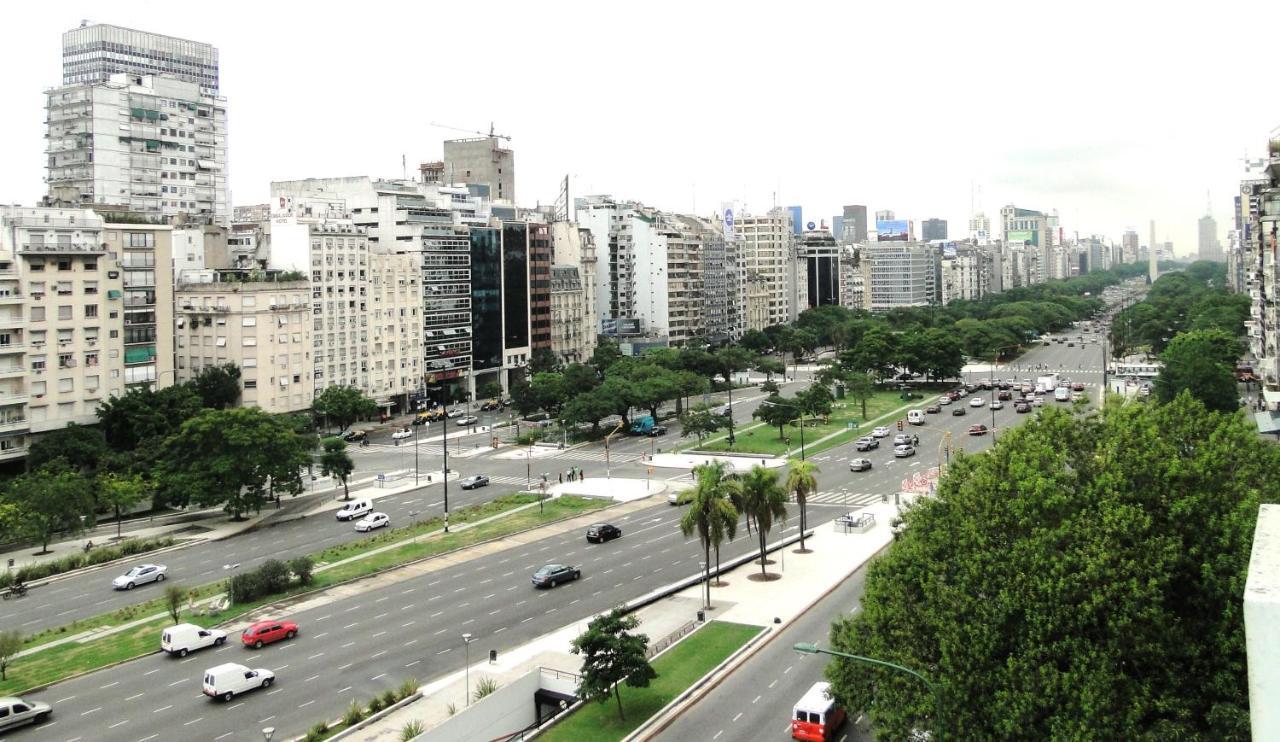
[590,337,623,375]
[753,394,798,441]
[761,379,780,394]
[678,405,724,444]
[784,460,819,553]
[825,399,1276,740]
[529,372,569,416]
[713,346,756,386]
[920,327,965,381]
[311,385,378,434]
[158,408,314,519]
[787,329,819,377]
[843,371,876,420]
[738,465,787,577]
[679,462,739,607]
[26,423,108,476]
[508,376,539,417]
[755,356,785,381]
[798,383,834,420]
[529,347,563,375]
[1156,329,1241,412]
[192,363,242,409]
[164,583,186,624]
[96,472,150,539]
[561,363,600,394]
[562,387,615,435]
[97,384,202,454]
[842,325,897,379]
[599,375,639,428]
[0,630,22,681]
[739,329,773,355]
[3,466,95,553]
[320,437,356,500]
[570,608,657,721]
[476,381,504,402]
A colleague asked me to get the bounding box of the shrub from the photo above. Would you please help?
[400,720,425,740]
[473,676,500,701]
[304,721,330,742]
[257,559,291,594]
[396,678,419,700]
[446,702,457,717]
[381,688,397,709]
[0,536,176,590]
[367,694,385,714]
[288,555,314,586]
[226,557,305,605]
[344,699,365,727]
[514,432,542,445]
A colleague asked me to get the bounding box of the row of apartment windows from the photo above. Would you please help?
[31,305,99,321]
[31,375,104,396]
[31,349,101,370]
[26,259,99,272]
[30,328,103,346]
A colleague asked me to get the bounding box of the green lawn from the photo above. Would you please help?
[0,494,609,695]
[698,390,909,456]
[539,621,764,742]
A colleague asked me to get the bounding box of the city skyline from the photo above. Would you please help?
[0,2,1276,251]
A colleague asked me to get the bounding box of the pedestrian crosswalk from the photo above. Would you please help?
[486,474,536,486]
[792,490,884,508]
[546,449,643,463]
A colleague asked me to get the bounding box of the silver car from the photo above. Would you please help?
[113,563,167,590]
[0,696,52,731]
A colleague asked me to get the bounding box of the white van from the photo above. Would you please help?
[1054,386,1070,402]
[202,662,275,701]
[335,498,373,521]
[162,623,227,657]
[907,410,925,426]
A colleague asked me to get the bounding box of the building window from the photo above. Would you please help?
[30,355,46,371]
[31,306,45,322]
[244,380,257,389]
[58,353,74,369]
[85,305,98,319]
[84,281,98,295]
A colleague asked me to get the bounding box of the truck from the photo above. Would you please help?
[1036,374,1059,394]
[629,415,656,435]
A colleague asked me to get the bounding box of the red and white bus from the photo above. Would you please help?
[791,681,846,741]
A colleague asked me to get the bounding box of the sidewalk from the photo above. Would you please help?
[348,497,908,741]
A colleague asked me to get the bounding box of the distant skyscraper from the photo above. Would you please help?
[1199,213,1222,261]
[922,218,948,241]
[1149,220,1158,282]
[831,215,844,244]
[1122,230,1139,263]
[968,212,991,244]
[62,23,220,94]
[875,209,895,222]
[787,206,804,235]
[443,136,515,202]
[843,205,868,243]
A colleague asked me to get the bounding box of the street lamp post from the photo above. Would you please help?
[794,642,945,742]
[414,425,420,486]
[442,402,450,533]
[462,633,475,706]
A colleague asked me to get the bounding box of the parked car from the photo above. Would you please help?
[335,498,373,521]
[990,400,1004,410]
[586,523,622,543]
[459,475,490,490]
[951,407,966,416]
[391,427,414,441]
[456,415,479,427]
[531,564,581,588]
[202,662,275,701]
[162,623,228,657]
[871,426,890,438]
[354,512,390,532]
[113,563,167,590]
[1071,392,1084,402]
[0,696,51,731]
[925,405,941,414]
[849,458,872,472]
[968,424,989,436]
[893,445,916,458]
[241,620,299,649]
[968,397,985,408]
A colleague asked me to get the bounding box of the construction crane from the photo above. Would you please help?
[429,121,511,142]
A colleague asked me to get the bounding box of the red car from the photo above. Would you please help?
[241,620,299,648]
[968,424,989,436]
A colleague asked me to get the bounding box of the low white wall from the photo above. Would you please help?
[1246,504,1280,740]
[416,669,541,742]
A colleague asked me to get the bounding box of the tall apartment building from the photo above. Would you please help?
[843,205,869,243]
[62,23,219,94]
[46,73,229,225]
[0,207,128,462]
[549,222,598,364]
[443,136,515,202]
[1122,230,1140,263]
[799,229,840,309]
[733,208,799,328]
[689,217,735,343]
[839,246,864,309]
[101,223,174,388]
[1199,213,1223,262]
[1000,205,1056,284]
[969,212,992,244]
[940,247,991,303]
[175,274,312,413]
[922,218,948,241]
[1240,137,1280,388]
[862,242,937,312]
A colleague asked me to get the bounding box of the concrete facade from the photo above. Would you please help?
[101,222,174,389]
[62,23,219,94]
[862,241,936,311]
[443,136,515,202]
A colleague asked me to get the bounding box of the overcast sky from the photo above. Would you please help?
[4,0,1277,253]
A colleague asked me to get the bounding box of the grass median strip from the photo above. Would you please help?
[0,494,608,695]
[697,390,908,456]
[539,621,764,742]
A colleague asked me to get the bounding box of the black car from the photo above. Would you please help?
[459,475,490,490]
[647,425,668,437]
[532,564,581,588]
[586,523,622,543]
[341,429,368,442]
[952,407,966,416]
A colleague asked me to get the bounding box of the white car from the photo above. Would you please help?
[456,415,479,427]
[162,623,228,657]
[938,396,952,406]
[354,512,390,532]
[113,563,167,590]
[391,428,413,441]
[1032,397,1044,407]
[893,445,916,458]
[446,407,465,418]
[968,397,985,408]
[335,498,373,521]
[893,433,912,447]
[990,400,1004,410]
[203,662,275,701]
[871,426,890,438]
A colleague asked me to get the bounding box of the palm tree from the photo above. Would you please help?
[680,462,738,608]
[784,460,819,553]
[739,465,788,578]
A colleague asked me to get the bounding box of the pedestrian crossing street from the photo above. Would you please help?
[791,490,885,508]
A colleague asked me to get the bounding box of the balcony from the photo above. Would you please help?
[20,242,107,255]
[0,394,29,407]
[0,343,23,354]
[0,445,26,462]
[0,366,24,379]
[0,417,27,434]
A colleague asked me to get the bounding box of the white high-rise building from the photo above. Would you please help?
[46,73,229,225]
[862,242,937,311]
[62,23,220,94]
[734,208,800,328]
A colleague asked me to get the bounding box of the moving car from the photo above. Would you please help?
[335,498,373,521]
[1071,392,1084,402]
[907,410,925,425]
[871,426,890,438]
[1054,386,1070,402]
[938,396,952,405]
[202,662,275,701]
[791,681,846,742]
[113,563,167,590]
[647,425,668,437]
[354,512,390,532]
[1071,382,1086,392]
[893,433,911,447]
[585,523,622,543]
[667,491,693,506]
[989,400,1004,410]
[893,444,916,458]
[925,405,941,414]
[459,475,490,490]
[531,564,581,588]
[1015,402,1032,413]
[1032,397,1045,407]
[849,458,872,472]
[480,399,501,411]
[456,415,479,427]
[0,696,51,732]
[968,424,989,436]
[951,407,967,416]
[969,396,986,408]
[391,427,413,441]
[241,620,299,649]
[446,407,465,418]
[997,390,1012,400]
[162,623,228,657]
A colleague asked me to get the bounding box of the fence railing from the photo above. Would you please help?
[645,619,698,660]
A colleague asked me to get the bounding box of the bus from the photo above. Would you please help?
[791,681,846,741]
[1111,362,1161,379]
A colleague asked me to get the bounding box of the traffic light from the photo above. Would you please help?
[897,419,904,431]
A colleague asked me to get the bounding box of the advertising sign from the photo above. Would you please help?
[1008,230,1035,245]
[722,206,735,242]
[876,219,909,241]
[942,242,958,259]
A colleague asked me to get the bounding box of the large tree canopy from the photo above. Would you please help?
[1156,329,1242,412]
[826,397,1277,741]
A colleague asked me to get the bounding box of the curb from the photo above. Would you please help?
[11,537,204,590]
[318,690,424,742]
[633,540,894,740]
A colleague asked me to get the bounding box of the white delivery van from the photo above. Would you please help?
[907,410,925,425]
[162,623,228,657]
[202,662,275,701]
[1054,386,1070,402]
[335,498,373,521]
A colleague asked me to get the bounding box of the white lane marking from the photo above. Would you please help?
[405,660,421,667]
[80,706,102,716]
[437,648,452,655]
[401,621,416,628]
[167,679,186,687]
[55,695,76,703]
[313,632,329,639]
[733,712,742,722]
[305,674,319,682]
[372,631,387,638]
[494,627,507,634]
[338,686,352,693]
[215,733,234,740]
[125,692,144,701]
[339,663,353,671]
[371,673,387,681]
[307,652,325,660]
[183,716,203,726]
[299,699,315,708]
